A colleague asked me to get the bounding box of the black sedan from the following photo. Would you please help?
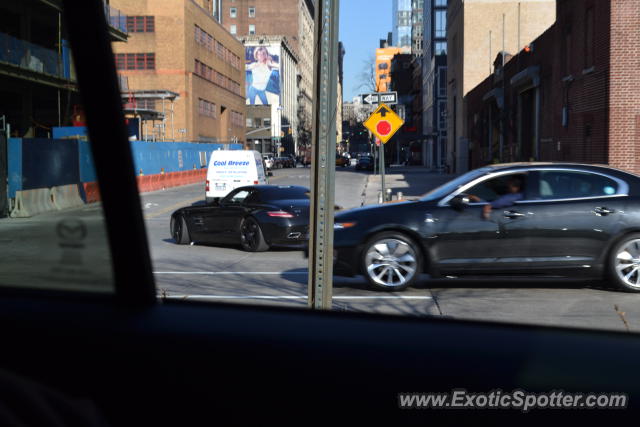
[333,163,640,292]
[171,185,309,251]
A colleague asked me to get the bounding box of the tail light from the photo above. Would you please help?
[267,210,294,218]
[206,180,209,191]
[254,180,259,184]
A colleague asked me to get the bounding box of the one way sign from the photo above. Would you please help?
[360,91,397,105]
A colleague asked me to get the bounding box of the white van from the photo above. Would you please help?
[205,150,267,203]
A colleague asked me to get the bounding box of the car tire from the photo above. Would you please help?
[171,214,190,245]
[608,233,640,292]
[361,232,422,292]
[240,217,270,252]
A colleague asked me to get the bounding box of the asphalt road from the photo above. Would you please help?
[139,165,640,332]
[3,164,640,332]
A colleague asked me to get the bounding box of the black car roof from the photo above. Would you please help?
[484,162,640,179]
[234,185,309,191]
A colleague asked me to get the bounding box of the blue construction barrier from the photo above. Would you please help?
[8,136,244,198]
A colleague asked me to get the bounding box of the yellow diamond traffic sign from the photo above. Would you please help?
[363,103,404,144]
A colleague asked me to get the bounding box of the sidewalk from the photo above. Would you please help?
[361,166,458,206]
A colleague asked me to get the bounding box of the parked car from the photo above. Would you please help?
[171,185,310,252]
[355,156,374,171]
[285,154,298,167]
[277,156,294,168]
[336,154,349,167]
[333,163,640,292]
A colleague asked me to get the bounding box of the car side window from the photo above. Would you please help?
[465,173,527,202]
[226,190,251,205]
[536,171,620,200]
[244,191,261,205]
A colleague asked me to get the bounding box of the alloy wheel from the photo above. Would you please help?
[615,238,640,288]
[364,238,418,288]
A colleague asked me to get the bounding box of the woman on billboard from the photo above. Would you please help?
[246,46,280,105]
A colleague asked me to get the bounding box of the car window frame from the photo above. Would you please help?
[437,167,630,207]
[523,168,629,203]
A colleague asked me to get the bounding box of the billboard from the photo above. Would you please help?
[245,45,281,105]
[375,47,402,92]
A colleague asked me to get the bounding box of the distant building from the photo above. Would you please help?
[421,0,448,169]
[376,47,403,92]
[219,0,315,152]
[392,0,413,52]
[111,0,246,144]
[447,0,556,172]
[465,0,640,176]
[392,0,423,56]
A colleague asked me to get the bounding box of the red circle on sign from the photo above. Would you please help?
[376,120,392,136]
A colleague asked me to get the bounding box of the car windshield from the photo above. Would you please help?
[6,0,640,339]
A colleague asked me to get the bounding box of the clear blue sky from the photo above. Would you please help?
[340,0,392,102]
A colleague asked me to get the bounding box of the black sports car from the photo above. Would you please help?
[333,163,640,292]
[171,185,309,251]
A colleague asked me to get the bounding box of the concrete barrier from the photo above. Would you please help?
[10,188,56,218]
[52,184,85,211]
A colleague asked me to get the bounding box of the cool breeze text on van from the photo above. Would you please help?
[213,161,251,166]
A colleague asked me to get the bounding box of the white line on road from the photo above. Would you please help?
[154,271,307,275]
[161,295,433,300]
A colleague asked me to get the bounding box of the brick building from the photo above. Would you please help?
[447,0,556,172]
[219,0,315,150]
[111,0,246,144]
[464,0,640,175]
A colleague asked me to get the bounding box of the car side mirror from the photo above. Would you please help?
[449,194,470,210]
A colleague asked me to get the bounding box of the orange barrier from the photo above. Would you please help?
[129,170,209,194]
[83,182,101,203]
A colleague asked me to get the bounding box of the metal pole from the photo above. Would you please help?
[380,141,385,200]
[308,0,339,310]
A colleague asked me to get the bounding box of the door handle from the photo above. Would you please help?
[503,210,525,219]
[594,207,614,216]
[193,216,204,225]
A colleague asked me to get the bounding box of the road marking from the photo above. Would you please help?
[160,295,433,300]
[154,271,307,275]
[144,195,204,219]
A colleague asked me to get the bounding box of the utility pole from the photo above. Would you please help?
[308,0,339,310]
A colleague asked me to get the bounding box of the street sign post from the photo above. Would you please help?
[308,0,339,310]
[360,91,398,106]
[363,103,404,202]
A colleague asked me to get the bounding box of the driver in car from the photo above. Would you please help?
[468,176,524,219]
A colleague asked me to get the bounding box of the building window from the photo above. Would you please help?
[126,16,155,33]
[263,118,271,126]
[195,25,215,52]
[249,7,256,17]
[246,118,253,127]
[198,98,217,118]
[435,10,446,38]
[116,53,155,70]
[585,8,594,68]
[435,0,447,6]
[230,24,237,35]
[230,7,237,18]
[438,67,447,97]
[435,41,447,55]
[249,24,255,35]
